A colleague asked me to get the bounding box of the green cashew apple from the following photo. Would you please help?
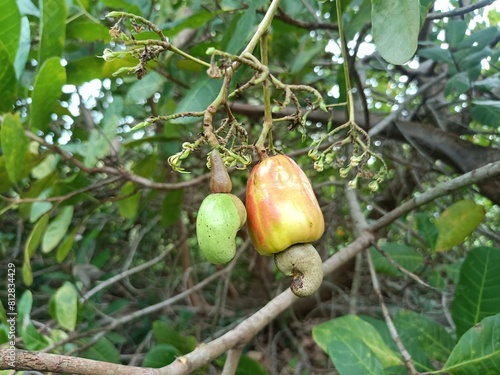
[196,193,246,264]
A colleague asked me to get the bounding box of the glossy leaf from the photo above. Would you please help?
[441,314,500,374]
[30,57,66,132]
[451,247,500,338]
[313,315,402,374]
[1,113,28,183]
[41,206,74,253]
[370,243,423,277]
[51,282,78,331]
[435,200,485,252]
[38,0,66,65]
[371,0,420,64]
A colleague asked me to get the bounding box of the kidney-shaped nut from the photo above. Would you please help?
[274,243,323,298]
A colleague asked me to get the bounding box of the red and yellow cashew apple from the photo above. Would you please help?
[246,154,324,297]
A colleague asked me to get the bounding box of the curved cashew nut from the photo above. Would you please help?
[274,243,323,298]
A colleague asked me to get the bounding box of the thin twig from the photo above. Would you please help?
[426,0,495,20]
[365,248,419,375]
[371,241,438,292]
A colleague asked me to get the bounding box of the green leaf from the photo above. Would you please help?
[441,314,500,374]
[393,310,455,363]
[163,10,226,38]
[161,190,183,227]
[17,290,33,328]
[371,0,420,64]
[23,213,50,285]
[171,75,222,125]
[0,42,18,112]
[83,96,121,167]
[41,206,74,253]
[445,20,467,48]
[153,320,196,354]
[14,17,30,79]
[0,0,21,64]
[1,113,28,184]
[290,38,325,75]
[66,19,110,43]
[117,182,140,219]
[30,57,66,132]
[435,200,485,252]
[225,4,256,55]
[56,226,78,262]
[415,213,438,251]
[17,0,40,17]
[21,321,49,350]
[471,100,500,127]
[51,282,78,331]
[125,71,167,105]
[417,47,453,63]
[234,354,268,375]
[38,0,66,65]
[451,247,500,338]
[22,258,33,286]
[370,243,423,277]
[445,72,470,97]
[142,344,181,367]
[456,27,499,50]
[29,189,53,223]
[82,337,121,364]
[313,315,402,374]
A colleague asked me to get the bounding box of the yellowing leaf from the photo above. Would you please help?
[435,200,485,252]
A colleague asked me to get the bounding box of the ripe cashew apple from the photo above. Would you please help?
[246,154,325,297]
[196,193,246,265]
[246,154,325,256]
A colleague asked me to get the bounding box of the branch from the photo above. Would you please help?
[0,349,155,375]
[426,0,495,20]
[4,161,500,374]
